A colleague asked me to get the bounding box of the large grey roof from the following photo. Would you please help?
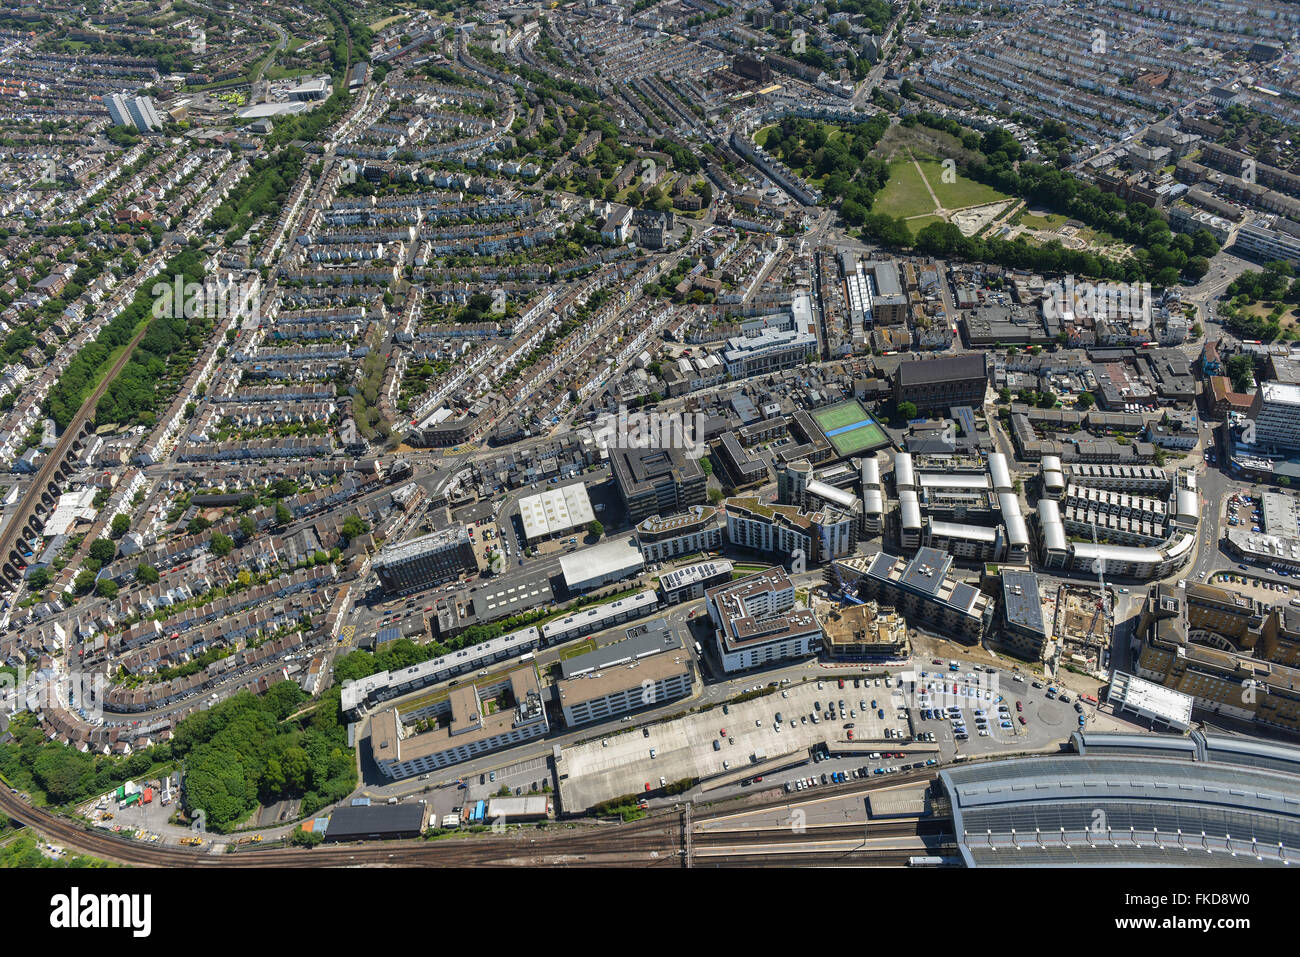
[940,740,1300,867]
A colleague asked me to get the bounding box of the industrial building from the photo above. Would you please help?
[324,803,427,842]
[517,483,596,541]
[559,537,645,592]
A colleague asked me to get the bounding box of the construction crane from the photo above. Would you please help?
[829,561,865,606]
[1086,525,1111,640]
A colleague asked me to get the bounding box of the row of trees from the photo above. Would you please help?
[175,684,355,832]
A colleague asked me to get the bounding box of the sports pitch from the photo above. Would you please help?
[811,400,889,456]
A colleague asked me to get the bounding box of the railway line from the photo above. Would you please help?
[0,761,948,867]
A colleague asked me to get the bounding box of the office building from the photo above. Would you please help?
[610,445,707,524]
[373,527,477,593]
[556,620,693,726]
[370,667,549,779]
[1248,381,1300,452]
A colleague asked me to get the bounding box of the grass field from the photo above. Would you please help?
[918,160,1009,209]
[906,214,945,237]
[873,159,935,218]
[811,399,889,456]
[1020,211,1069,230]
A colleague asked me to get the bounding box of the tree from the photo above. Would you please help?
[275,502,292,526]
[27,567,51,590]
[1280,476,1291,487]
[88,538,116,564]
[1075,391,1096,410]
[708,488,724,505]
[587,520,604,538]
[136,563,160,584]
[341,515,369,543]
[210,533,234,557]
[96,579,119,599]
[238,515,256,540]
[896,401,918,422]
[73,569,97,594]
[110,514,131,538]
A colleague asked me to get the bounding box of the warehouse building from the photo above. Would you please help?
[559,537,646,592]
[517,483,596,541]
[324,803,427,842]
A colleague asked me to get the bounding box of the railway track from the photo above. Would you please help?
[1,764,946,867]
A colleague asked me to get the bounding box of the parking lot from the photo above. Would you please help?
[558,674,916,810]
[908,665,1085,757]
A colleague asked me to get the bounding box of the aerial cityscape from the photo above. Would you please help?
[0,0,1295,884]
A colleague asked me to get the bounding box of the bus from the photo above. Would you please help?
[694,641,703,657]
[519,652,535,663]
[908,856,945,867]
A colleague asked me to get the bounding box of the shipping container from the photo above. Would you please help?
[142,788,153,804]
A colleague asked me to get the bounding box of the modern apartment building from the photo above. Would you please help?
[724,497,858,565]
[634,505,723,562]
[835,547,994,642]
[1234,222,1300,269]
[106,93,163,132]
[706,568,822,673]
